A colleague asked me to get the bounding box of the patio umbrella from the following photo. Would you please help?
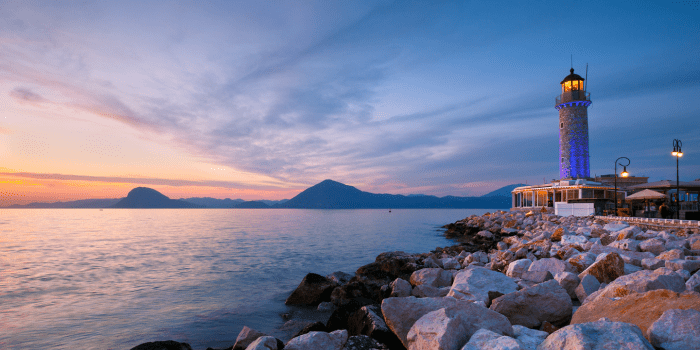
[625,189,666,218]
[625,189,667,200]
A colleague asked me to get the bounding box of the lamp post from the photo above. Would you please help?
[672,139,683,219]
[614,157,630,216]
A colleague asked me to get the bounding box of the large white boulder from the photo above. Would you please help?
[234,326,268,350]
[489,280,572,328]
[647,308,700,350]
[447,267,518,304]
[407,308,470,350]
[390,278,412,297]
[245,336,278,350]
[381,296,513,348]
[592,268,686,301]
[538,319,653,350]
[505,259,532,279]
[459,328,520,350]
[285,330,348,350]
[527,258,575,275]
[410,268,453,287]
[511,325,547,350]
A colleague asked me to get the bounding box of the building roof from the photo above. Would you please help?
[560,68,585,84]
[628,180,700,190]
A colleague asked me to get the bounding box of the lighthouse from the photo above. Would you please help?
[556,68,591,179]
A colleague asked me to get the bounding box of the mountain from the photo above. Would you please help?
[111,187,200,208]
[481,184,526,197]
[275,179,511,209]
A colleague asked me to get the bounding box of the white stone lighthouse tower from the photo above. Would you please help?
[556,68,591,179]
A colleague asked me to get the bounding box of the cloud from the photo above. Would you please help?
[0,171,287,190]
[9,87,46,103]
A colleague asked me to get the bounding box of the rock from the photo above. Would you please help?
[293,322,327,338]
[608,239,640,252]
[574,274,600,304]
[527,258,575,275]
[356,251,419,284]
[389,278,412,297]
[561,235,588,249]
[588,245,655,264]
[460,328,520,350]
[406,308,471,350]
[343,335,389,350]
[285,273,337,305]
[625,263,642,275]
[245,336,278,350]
[578,252,624,284]
[234,326,268,350]
[665,259,700,274]
[647,308,700,350]
[571,289,700,335]
[639,239,665,255]
[641,258,665,270]
[490,279,572,328]
[687,271,700,292]
[478,230,494,239]
[347,305,401,350]
[551,227,565,242]
[442,257,461,270]
[512,325,547,350]
[327,298,374,331]
[554,272,580,299]
[328,271,354,285]
[538,319,653,350]
[521,270,553,284]
[566,253,596,273]
[447,267,518,304]
[592,268,686,300]
[657,249,685,260]
[410,268,453,288]
[285,330,348,350]
[381,296,513,348]
[497,242,509,251]
[318,301,336,312]
[603,222,629,232]
[412,284,451,298]
[505,259,532,278]
[130,341,193,350]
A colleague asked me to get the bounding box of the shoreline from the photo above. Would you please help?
[133,210,700,350]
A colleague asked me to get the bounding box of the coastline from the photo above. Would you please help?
[133,210,700,350]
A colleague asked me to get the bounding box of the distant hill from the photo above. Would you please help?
[180,197,287,208]
[275,179,511,209]
[5,198,122,208]
[180,197,246,208]
[234,201,270,208]
[111,187,200,208]
[481,184,526,197]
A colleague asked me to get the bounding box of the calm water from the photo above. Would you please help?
[0,208,491,349]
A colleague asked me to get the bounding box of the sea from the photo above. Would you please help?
[0,208,494,349]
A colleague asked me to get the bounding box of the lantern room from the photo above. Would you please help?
[561,68,585,92]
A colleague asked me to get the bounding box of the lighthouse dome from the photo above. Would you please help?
[560,68,584,84]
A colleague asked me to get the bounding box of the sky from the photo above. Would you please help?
[1,0,699,205]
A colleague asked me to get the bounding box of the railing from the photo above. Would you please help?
[555,91,591,105]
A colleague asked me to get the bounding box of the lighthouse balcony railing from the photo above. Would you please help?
[556,91,591,105]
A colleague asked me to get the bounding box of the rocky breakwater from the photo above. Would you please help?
[132,210,700,350]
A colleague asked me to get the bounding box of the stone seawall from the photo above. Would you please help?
[132,210,700,350]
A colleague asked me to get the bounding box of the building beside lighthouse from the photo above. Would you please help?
[510,67,636,216]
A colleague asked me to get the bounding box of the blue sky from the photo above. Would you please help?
[0,0,698,203]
